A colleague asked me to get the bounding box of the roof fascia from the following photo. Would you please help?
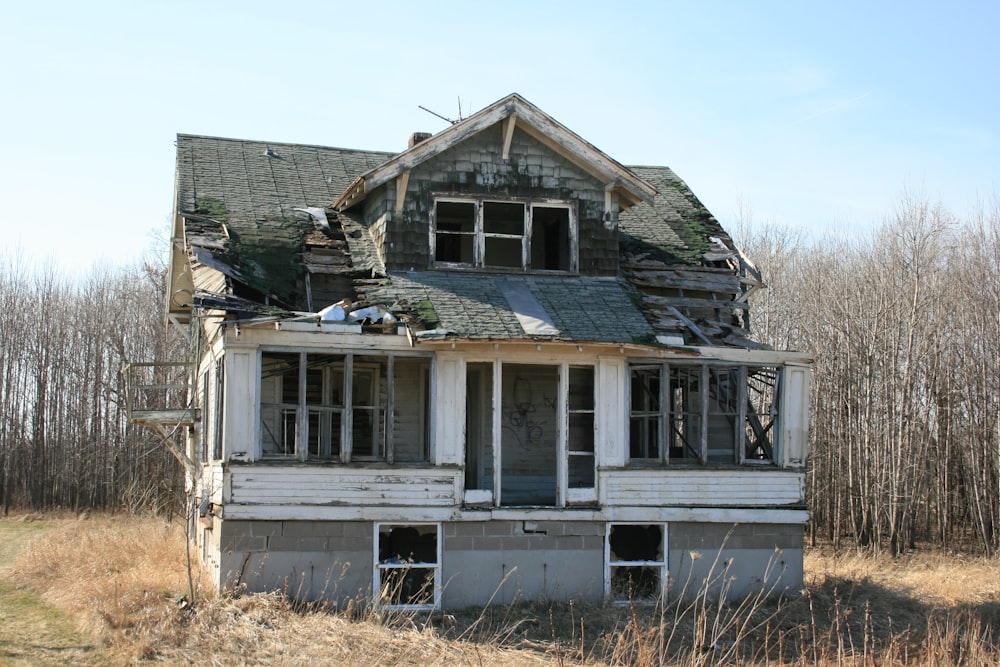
[334,94,656,210]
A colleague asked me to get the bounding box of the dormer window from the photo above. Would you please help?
[431,197,576,272]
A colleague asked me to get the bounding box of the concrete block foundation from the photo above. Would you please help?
[205,519,804,609]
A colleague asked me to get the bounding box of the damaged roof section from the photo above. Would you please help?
[175,136,392,312]
[618,166,765,347]
[170,97,766,349]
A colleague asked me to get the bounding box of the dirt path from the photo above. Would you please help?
[0,519,101,666]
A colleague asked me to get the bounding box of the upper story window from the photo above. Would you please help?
[432,197,576,273]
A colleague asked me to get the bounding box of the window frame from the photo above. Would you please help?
[258,349,432,464]
[627,361,783,466]
[373,522,442,611]
[606,522,669,604]
[462,360,597,507]
[430,196,577,273]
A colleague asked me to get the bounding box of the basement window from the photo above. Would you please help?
[374,523,441,610]
[607,523,667,603]
[628,363,781,466]
[432,197,576,272]
[259,351,431,463]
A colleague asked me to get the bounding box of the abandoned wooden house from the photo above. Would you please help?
[132,93,811,609]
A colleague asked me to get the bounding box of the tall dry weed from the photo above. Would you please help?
[8,518,1000,665]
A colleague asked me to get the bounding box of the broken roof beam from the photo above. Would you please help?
[667,305,715,346]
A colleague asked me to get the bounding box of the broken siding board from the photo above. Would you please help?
[600,469,804,506]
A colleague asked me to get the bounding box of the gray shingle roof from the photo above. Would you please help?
[174,134,745,345]
[364,272,654,343]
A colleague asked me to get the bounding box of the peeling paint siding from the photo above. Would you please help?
[227,466,461,506]
[600,469,805,506]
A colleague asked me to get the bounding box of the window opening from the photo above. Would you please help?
[465,362,495,492]
[375,523,440,610]
[745,366,780,462]
[628,363,781,466]
[567,366,595,488]
[432,197,575,272]
[530,205,571,271]
[607,524,667,603]
[213,358,224,460]
[500,364,558,506]
[483,201,525,269]
[434,200,475,264]
[260,352,429,463]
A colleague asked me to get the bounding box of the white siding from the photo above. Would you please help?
[434,354,463,465]
[224,346,257,460]
[600,468,804,506]
[781,364,810,469]
[226,465,461,507]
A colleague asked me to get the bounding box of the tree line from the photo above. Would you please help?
[2,195,998,555]
[0,254,184,515]
[739,195,1000,555]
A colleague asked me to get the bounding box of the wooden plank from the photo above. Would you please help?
[394,170,410,216]
[501,113,517,160]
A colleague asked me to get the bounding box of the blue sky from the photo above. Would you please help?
[2,1,998,272]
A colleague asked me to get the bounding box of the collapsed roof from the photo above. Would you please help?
[168,94,763,348]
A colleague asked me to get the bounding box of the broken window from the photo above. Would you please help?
[607,523,667,603]
[463,361,595,506]
[432,197,576,272]
[259,351,430,463]
[628,363,781,465]
[375,523,440,610]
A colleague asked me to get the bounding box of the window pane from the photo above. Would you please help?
[393,358,431,462]
[436,201,475,233]
[531,206,571,271]
[435,201,475,264]
[669,366,702,461]
[629,367,661,459]
[465,362,494,491]
[352,357,386,459]
[483,201,524,235]
[568,453,595,488]
[568,366,594,411]
[484,237,522,268]
[260,353,299,457]
[706,367,739,463]
[377,525,439,608]
[746,366,779,462]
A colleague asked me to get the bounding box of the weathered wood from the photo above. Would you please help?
[601,469,804,506]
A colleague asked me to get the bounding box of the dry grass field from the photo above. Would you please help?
[1,514,998,666]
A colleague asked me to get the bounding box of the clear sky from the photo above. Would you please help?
[2,0,997,273]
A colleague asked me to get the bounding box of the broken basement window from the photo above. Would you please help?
[375,523,440,610]
[607,523,667,603]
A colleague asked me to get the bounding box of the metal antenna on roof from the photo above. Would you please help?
[418,105,458,125]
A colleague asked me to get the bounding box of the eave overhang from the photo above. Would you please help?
[333,93,657,211]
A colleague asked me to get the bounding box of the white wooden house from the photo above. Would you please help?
[143,94,811,609]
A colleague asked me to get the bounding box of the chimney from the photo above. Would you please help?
[409,132,432,148]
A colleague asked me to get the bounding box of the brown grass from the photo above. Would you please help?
[5,516,1000,665]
